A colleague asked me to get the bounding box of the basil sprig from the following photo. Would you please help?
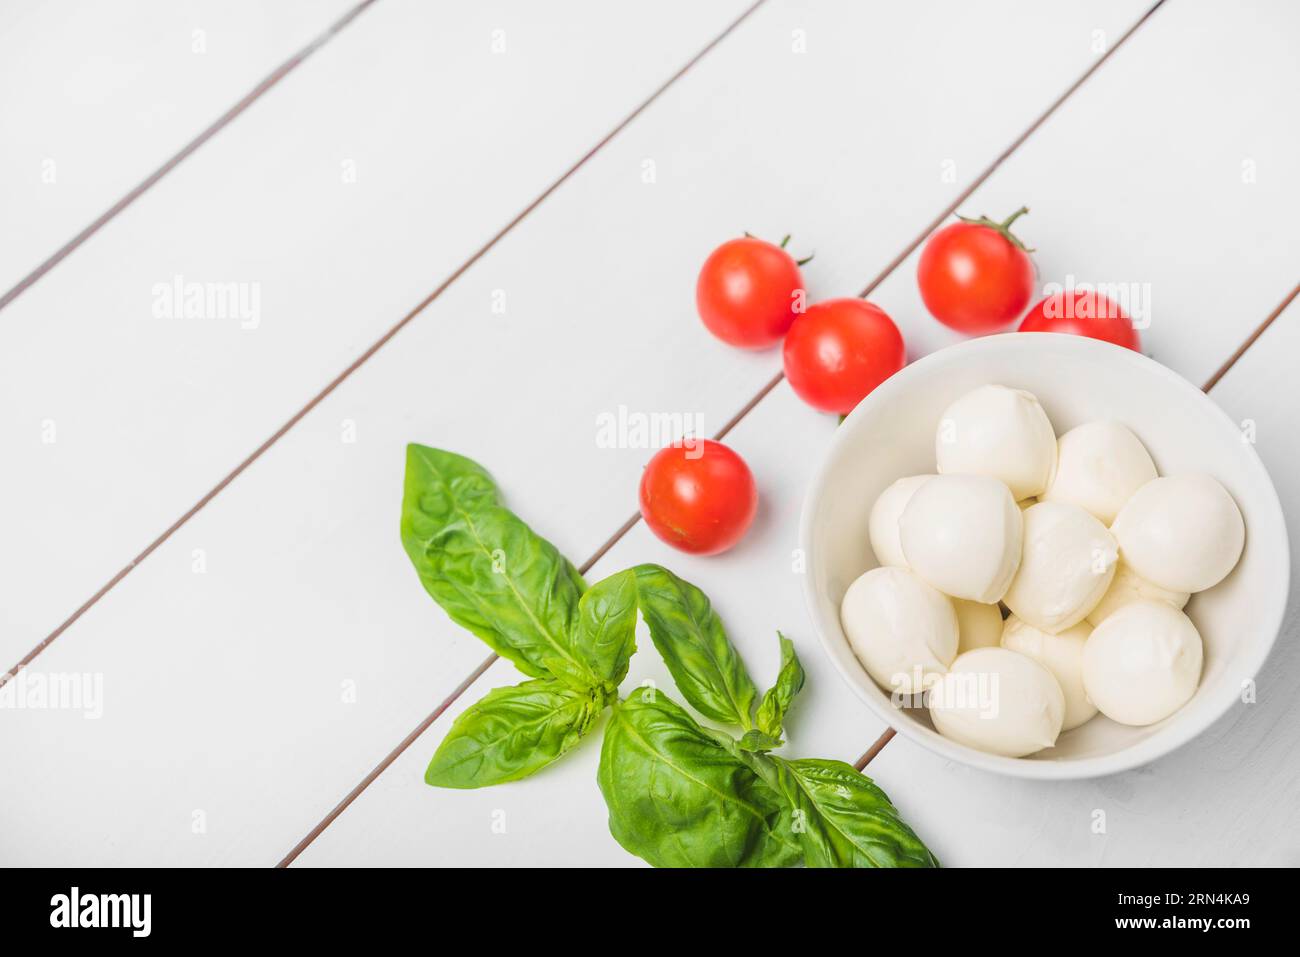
[401,445,937,868]
[597,690,801,868]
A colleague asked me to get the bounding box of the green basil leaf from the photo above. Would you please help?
[596,689,800,868]
[744,803,805,867]
[736,729,784,753]
[755,632,806,738]
[572,569,638,686]
[765,757,939,868]
[425,678,606,789]
[401,444,588,678]
[631,564,759,729]
[540,656,601,694]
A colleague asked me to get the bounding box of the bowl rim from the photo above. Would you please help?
[798,332,1291,780]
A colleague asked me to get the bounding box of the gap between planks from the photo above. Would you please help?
[1,0,770,690]
[278,0,1185,866]
[0,0,381,312]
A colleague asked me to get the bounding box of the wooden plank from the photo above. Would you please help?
[0,0,358,293]
[0,1,1152,866]
[0,0,757,661]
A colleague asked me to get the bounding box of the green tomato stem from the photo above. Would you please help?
[956,205,1036,253]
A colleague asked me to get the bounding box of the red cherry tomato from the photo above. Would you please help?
[639,439,758,555]
[782,299,905,415]
[1019,290,1142,351]
[696,236,805,349]
[917,207,1036,333]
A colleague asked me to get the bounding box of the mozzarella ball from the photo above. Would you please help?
[841,567,958,694]
[868,475,934,568]
[1041,420,1157,525]
[1086,560,1189,627]
[899,474,1023,603]
[954,599,1003,653]
[935,384,1058,500]
[1003,502,1118,633]
[1111,474,1245,593]
[928,647,1065,757]
[1001,615,1097,731]
[1082,600,1203,726]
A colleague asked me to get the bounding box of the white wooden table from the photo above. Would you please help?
[2,0,1297,867]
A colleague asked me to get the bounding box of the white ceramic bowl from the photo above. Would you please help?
[799,333,1289,779]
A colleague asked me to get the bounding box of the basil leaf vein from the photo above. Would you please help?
[755,631,806,738]
[766,757,940,868]
[401,444,587,678]
[571,569,639,686]
[736,729,784,752]
[425,678,606,789]
[631,564,759,729]
[597,691,799,867]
